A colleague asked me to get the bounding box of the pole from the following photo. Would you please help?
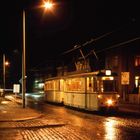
[3,54,5,97]
[22,10,26,108]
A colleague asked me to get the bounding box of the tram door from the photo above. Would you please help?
[86,76,99,111]
[65,77,85,108]
[60,79,64,103]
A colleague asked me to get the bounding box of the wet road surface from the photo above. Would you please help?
[27,100,140,140]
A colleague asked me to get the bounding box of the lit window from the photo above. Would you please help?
[135,56,140,66]
[87,77,94,92]
[135,76,140,88]
[65,78,85,92]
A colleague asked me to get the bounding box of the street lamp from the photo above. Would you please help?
[22,1,54,108]
[44,1,54,10]
[22,10,26,108]
[3,54,9,96]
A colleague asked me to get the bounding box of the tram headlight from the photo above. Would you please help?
[116,94,120,98]
[106,99,113,106]
[98,95,102,98]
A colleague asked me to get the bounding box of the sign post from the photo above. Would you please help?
[13,84,20,99]
[121,72,130,85]
[121,72,130,101]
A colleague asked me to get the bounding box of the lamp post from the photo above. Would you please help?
[3,54,9,96]
[22,10,26,108]
[22,1,54,108]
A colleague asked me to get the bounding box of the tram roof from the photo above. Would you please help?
[45,71,99,81]
[45,70,118,81]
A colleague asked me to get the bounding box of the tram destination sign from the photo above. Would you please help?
[121,72,130,85]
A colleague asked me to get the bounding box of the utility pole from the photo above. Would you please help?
[3,54,5,97]
[22,10,26,108]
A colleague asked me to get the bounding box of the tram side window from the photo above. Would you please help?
[102,80,116,92]
[60,79,64,91]
[87,77,93,92]
[132,76,140,94]
[45,81,54,91]
[54,80,59,91]
[65,78,85,92]
[87,77,97,92]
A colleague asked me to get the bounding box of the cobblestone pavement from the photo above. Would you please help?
[0,97,90,140]
[0,117,89,140]
[1,95,140,140]
[0,126,90,140]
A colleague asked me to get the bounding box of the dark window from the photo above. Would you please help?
[113,56,118,67]
[103,80,116,92]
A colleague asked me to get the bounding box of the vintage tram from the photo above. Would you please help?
[44,70,120,111]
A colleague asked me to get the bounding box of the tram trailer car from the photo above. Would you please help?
[44,77,65,104]
[44,71,120,111]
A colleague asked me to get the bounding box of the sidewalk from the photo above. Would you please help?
[119,101,140,115]
[0,96,68,140]
[0,96,43,122]
[1,95,140,119]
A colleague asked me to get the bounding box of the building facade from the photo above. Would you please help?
[105,46,140,103]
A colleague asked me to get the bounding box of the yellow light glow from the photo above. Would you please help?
[105,70,111,75]
[1,101,9,105]
[44,1,54,10]
[44,1,53,9]
[106,99,113,106]
[135,76,139,80]
[5,61,9,66]
[0,88,4,92]
[101,87,104,92]
[33,0,57,17]
[98,95,102,98]
[6,95,13,99]
[104,119,117,140]
[102,76,114,80]
[117,94,120,98]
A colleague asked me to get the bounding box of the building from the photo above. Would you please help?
[105,45,140,104]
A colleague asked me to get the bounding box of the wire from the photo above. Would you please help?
[96,36,140,53]
[61,31,114,55]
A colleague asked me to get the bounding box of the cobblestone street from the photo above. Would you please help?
[0,97,90,140]
[0,117,89,140]
[1,96,140,140]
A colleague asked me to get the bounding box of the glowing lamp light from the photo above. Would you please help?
[44,1,54,10]
[102,76,114,80]
[98,95,102,98]
[117,94,120,98]
[5,61,9,66]
[106,99,113,106]
[105,70,111,76]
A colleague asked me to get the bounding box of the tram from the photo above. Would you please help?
[44,70,120,111]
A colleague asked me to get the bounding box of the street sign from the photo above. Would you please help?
[121,72,130,85]
[19,76,27,84]
[13,84,20,93]
[19,78,22,84]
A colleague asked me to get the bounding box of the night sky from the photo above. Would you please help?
[0,0,140,76]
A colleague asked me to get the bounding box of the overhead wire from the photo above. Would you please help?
[96,36,140,53]
[61,31,114,55]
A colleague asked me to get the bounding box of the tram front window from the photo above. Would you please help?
[102,80,116,92]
